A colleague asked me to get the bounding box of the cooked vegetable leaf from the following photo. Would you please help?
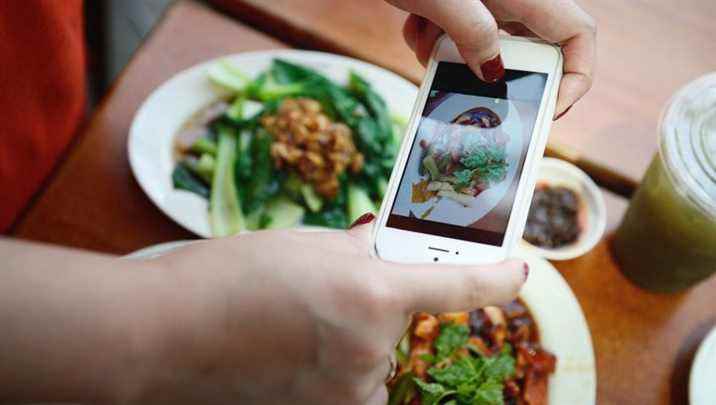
[347,182,376,224]
[414,379,456,405]
[183,154,215,184]
[349,71,393,145]
[388,372,417,405]
[208,60,250,92]
[235,130,253,182]
[303,206,349,229]
[453,169,474,190]
[356,116,383,155]
[300,183,323,213]
[210,126,245,236]
[241,128,277,214]
[272,59,329,84]
[172,163,209,199]
[460,144,508,186]
[262,195,305,229]
[190,137,217,156]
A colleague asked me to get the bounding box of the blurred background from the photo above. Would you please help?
[85,0,174,101]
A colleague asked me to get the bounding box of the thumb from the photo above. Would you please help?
[388,0,504,82]
[386,259,527,314]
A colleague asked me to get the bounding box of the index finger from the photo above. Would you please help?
[485,0,597,116]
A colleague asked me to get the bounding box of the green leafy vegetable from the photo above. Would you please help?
[210,126,245,236]
[388,372,418,405]
[175,58,400,235]
[236,130,253,181]
[262,195,305,229]
[349,72,394,147]
[412,324,516,405]
[300,183,323,213]
[435,324,470,361]
[459,144,508,185]
[208,60,251,92]
[423,155,441,180]
[453,169,474,190]
[414,379,456,405]
[182,153,215,184]
[241,128,278,214]
[172,163,209,199]
[190,137,217,156]
[347,182,377,224]
[303,206,349,229]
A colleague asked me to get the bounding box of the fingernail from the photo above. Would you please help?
[523,262,530,280]
[554,105,572,121]
[480,54,505,83]
[415,15,428,34]
[349,212,375,229]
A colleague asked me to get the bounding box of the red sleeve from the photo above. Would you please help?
[0,0,86,231]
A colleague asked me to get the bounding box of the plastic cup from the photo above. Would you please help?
[613,73,716,293]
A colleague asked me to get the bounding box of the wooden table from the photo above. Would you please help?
[10,1,716,404]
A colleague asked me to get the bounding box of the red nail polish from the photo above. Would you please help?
[415,15,428,33]
[349,212,375,229]
[523,262,530,280]
[554,105,573,121]
[480,55,505,83]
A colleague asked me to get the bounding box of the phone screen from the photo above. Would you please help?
[387,62,547,246]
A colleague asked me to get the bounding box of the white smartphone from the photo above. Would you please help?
[374,36,563,265]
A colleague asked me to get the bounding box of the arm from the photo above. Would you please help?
[0,217,526,404]
[0,238,160,403]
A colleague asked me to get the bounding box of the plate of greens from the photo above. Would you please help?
[128,51,416,237]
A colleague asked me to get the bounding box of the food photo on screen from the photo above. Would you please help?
[388,63,546,246]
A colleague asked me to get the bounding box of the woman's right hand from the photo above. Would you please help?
[388,0,597,119]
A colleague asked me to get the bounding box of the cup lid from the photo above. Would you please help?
[660,73,716,216]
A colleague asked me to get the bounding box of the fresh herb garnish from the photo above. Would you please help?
[414,323,516,405]
[435,323,470,361]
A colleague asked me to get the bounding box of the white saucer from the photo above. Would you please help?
[690,326,716,404]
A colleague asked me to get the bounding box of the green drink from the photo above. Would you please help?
[613,74,716,293]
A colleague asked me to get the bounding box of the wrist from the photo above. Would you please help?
[108,255,244,403]
[98,259,178,403]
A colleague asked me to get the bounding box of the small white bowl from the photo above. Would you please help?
[520,158,607,261]
[690,326,716,405]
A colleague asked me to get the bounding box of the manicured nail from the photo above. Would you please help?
[480,54,505,83]
[523,262,530,280]
[554,105,573,121]
[349,212,375,229]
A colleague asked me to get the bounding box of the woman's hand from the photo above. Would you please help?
[0,218,525,404]
[125,216,526,404]
[387,0,597,118]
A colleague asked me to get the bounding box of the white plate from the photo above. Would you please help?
[517,247,597,404]
[128,50,418,237]
[690,326,716,405]
[122,240,194,260]
[520,158,607,260]
[125,241,596,405]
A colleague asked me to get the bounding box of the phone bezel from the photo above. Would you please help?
[373,35,563,264]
